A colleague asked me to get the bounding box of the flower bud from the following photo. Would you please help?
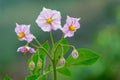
[29,61,35,71]
[37,59,42,69]
[72,50,79,59]
[59,57,65,66]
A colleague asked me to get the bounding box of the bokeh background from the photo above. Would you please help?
[0,0,120,80]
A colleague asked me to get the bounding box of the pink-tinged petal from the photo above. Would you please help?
[72,50,79,59]
[19,25,26,32]
[24,25,30,35]
[52,11,61,20]
[36,19,46,27]
[62,24,69,33]
[17,47,22,52]
[17,46,35,54]
[41,7,53,18]
[29,48,35,54]
[26,34,35,42]
[19,37,26,41]
[51,22,61,30]
[17,46,24,53]
[59,57,66,65]
[64,31,74,38]
[15,23,21,35]
[75,22,80,29]
[40,24,51,32]
[53,18,61,24]
[66,16,73,25]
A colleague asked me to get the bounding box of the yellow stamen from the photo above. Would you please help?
[46,17,53,24]
[24,48,28,54]
[69,25,76,31]
[18,32,25,39]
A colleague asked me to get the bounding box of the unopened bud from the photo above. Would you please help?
[59,57,65,65]
[29,61,35,71]
[37,59,42,69]
[72,50,79,59]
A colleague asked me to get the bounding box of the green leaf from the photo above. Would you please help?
[4,75,11,80]
[42,41,50,51]
[57,67,71,76]
[25,75,38,80]
[66,48,99,66]
[25,74,47,80]
[39,41,50,60]
[41,75,47,80]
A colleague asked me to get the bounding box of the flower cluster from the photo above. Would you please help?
[15,7,80,59]
[15,23,36,54]
[36,7,80,38]
[12,7,99,80]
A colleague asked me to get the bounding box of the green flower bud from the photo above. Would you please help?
[37,59,42,69]
[59,57,65,66]
[29,61,35,71]
[72,49,79,59]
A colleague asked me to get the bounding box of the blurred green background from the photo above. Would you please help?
[0,0,120,80]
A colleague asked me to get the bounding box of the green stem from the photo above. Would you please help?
[30,43,39,48]
[53,60,57,80]
[59,44,64,56]
[61,44,76,49]
[25,42,29,46]
[50,32,57,80]
[50,32,54,47]
[35,38,42,46]
[36,65,63,80]
[41,60,44,75]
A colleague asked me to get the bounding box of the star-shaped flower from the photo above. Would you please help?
[36,7,61,32]
[15,23,35,42]
[62,16,80,38]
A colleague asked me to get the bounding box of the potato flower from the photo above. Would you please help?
[36,7,61,32]
[62,16,80,38]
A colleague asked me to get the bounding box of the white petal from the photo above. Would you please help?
[51,22,61,30]
[41,24,52,32]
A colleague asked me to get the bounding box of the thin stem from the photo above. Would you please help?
[53,60,57,80]
[39,47,53,62]
[60,44,64,56]
[30,43,39,48]
[35,38,42,46]
[61,44,76,49]
[25,42,29,46]
[53,41,59,80]
[36,65,64,80]
[41,60,44,75]
[50,32,54,47]
[50,32,57,80]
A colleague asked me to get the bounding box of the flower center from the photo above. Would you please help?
[24,47,29,54]
[46,17,53,24]
[19,32,25,39]
[69,25,76,31]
